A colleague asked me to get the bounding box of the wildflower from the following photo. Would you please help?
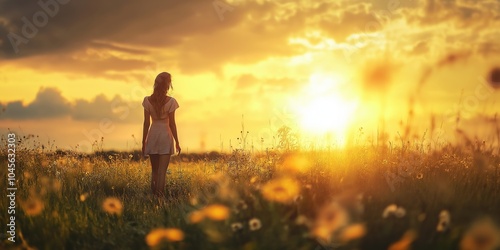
[250,176,258,184]
[79,192,89,202]
[249,218,262,231]
[22,198,44,216]
[102,197,123,216]
[339,223,366,243]
[295,215,311,227]
[188,210,205,224]
[231,222,244,232]
[23,171,32,179]
[437,210,451,232]
[395,207,407,218]
[460,218,500,250]
[383,204,406,218]
[316,202,349,231]
[128,154,133,159]
[146,228,184,246]
[382,204,398,218]
[388,230,417,250]
[190,197,198,206]
[108,155,113,160]
[203,204,230,221]
[261,177,300,203]
[312,202,349,244]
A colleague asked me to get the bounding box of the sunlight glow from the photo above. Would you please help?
[291,73,358,147]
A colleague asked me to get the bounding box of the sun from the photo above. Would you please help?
[290,73,358,146]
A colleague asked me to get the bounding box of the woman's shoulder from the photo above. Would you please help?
[168,96,178,103]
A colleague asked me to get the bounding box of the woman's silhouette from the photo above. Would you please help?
[142,72,180,197]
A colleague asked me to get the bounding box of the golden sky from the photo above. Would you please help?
[1,0,500,152]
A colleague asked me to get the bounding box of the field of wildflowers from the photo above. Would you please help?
[1,134,499,250]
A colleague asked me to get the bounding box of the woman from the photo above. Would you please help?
[142,72,181,197]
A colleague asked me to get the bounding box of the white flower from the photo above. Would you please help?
[249,218,262,231]
[437,210,451,232]
[395,207,406,218]
[383,204,406,218]
[382,204,398,218]
[231,222,243,232]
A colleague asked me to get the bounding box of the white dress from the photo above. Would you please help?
[142,96,179,155]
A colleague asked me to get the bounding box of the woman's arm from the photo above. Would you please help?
[142,109,151,153]
[169,111,180,154]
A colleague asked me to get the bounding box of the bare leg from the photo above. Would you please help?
[156,154,171,197]
[149,154,159,195]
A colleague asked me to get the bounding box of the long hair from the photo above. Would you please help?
[150,72,173,118]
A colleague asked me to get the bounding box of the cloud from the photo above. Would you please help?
[0,87,71,119]
[0,87,142,122]
[408,0,500,27]
[1,0,500,79]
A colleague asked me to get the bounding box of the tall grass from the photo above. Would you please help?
[0,130,499,250]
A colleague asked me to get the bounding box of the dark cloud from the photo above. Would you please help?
[15,50,156,82]
[410,0,499,27]
[0,87,142,122]
[1,0,500,78]
[0,87,71,119]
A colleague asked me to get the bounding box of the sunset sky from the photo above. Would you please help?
[1,0,500,152]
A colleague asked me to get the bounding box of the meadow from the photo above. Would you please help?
[0,131,499,250]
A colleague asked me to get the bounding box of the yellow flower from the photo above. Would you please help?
[22,198,44,216]
[79,193,89,202]
[146,228,184,246]
[261,177,300,203]
[250,176,258,184]
[388,230,418,250]
[312,202,349,244]
[313,225,333,245]
[460,218,500,250]
[339,223,366,243]
[203,204,230,221]
[249,218,262,231]
[318,202,349,229]
[188,210,205,224]
[102,197,123,215]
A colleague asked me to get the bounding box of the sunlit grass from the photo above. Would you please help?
[0,134,499,249]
